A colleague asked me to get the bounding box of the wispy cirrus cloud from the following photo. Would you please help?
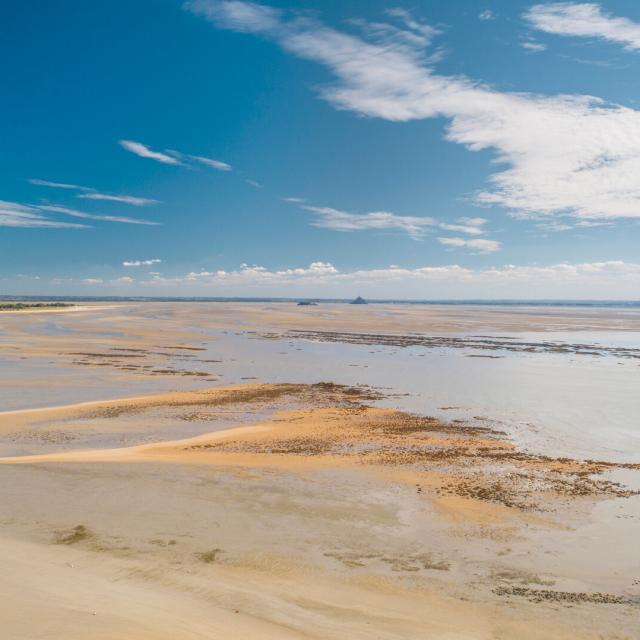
[39,205,159,226]
[438,237,501,253]
[187,1,640,222]
[300,203,491,244]
[438,217,487,235]
[30,177,158,206]
[29,178,88,191]
[0,201,88,228]
[187,155,232,171]
[303,205,436,239]
[119,140,182,165]
[120,140,233,172]
[77,193,158,206]
[123,258,162,267]
[166,149,233,171]
[525,3,640,51]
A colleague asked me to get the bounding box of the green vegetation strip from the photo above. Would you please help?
[0,302,75,310]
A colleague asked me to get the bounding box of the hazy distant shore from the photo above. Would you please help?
[3,294,640,308]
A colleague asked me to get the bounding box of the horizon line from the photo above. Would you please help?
[2,295,639,306]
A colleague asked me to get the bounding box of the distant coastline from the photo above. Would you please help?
[0,302,75,311]
[1,295,639,308]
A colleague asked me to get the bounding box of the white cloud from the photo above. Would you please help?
[283,196,306,203]
[123,259,162,267]
[190,155,232,171]
[77,193,158,206]
[303,205,436,239]
[479,9,496,21]
[302,205,491,241]
[274,261,338,276]
[18,261,640,298]
[575,219,612,227]
[119,140,183,165]
[31,177,159,206]
[536,220,574,232]
[167,149,233,171]
[137,260,640,298]
[535,217,615,232]
[188,1,640,221]
[39,205,159,226]
[245,179,262,188]
[186,0,281,32]
[0,201,88,228]
[525,3,640,51]
[29,178,90,191]
[184,261,338,281]
[355,8,441,51]
[438,237,501,253]
[438,217,487,235]
[120,143,233,173]
[521,40,547,52]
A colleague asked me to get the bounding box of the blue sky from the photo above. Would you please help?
[2,0,640,298]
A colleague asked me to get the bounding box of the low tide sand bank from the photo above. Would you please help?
[0,383,638,638]
[2,302,639,460]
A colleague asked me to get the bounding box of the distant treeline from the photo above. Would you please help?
[0,302,75,310]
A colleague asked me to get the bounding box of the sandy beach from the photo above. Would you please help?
[0,302,639,638]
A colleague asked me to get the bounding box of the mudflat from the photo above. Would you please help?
[0,302,638,639]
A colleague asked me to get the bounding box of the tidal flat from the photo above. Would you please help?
[0,302,638,639]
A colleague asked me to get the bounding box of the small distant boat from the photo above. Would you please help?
[350,296,368,305]
[297,301,318,306]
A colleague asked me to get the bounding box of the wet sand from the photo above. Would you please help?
[0,303,639,638]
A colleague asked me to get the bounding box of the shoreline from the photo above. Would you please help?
[0,304,109,315]
[3,296,640,307]
[0,382,638,638]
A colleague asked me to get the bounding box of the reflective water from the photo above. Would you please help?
[1,307,638,463]
[189,331,639,463]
